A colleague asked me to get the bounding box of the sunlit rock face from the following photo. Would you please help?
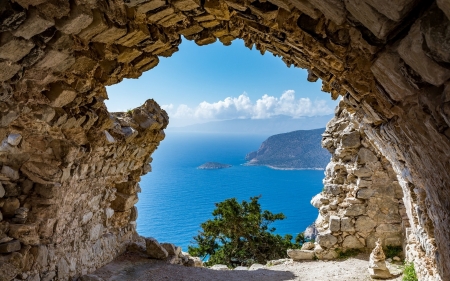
[0,0,449,280]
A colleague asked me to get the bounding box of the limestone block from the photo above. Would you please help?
[340,217,355,232]
[317,233,338,249]
[323,184,341,195]
[57,258,69,280]
[7,134,22,146]
[356,188,374,199]
[340,131,360,148]
[0,61,20,82]
[173,0,201,11]
[345,0,397,39]
[1,197,20,216]
[55,5,93,34]
[308,0,347,25]
[204,0,230,21]
[200,20,221,28]
[267,0,291,11]
[329,216,341,232]
[92,26,127,44]
[211,264,230,270]
[421,7,450,64]
[159,13,187,27]
[35,49,75,72]
[115,182,139,195]
[0,37,35,62]
[362,0,419,21]
[1,165,19,181]
[145,237,169,259]
[8,224,40,245]
[287,249,315,260]
[130,206,138,221]
[13,9,54,39]
[371,51,418,101]
[357,148,377,164]
[117,48,143,63]
[0,240,21,253]
[43,83,77,108]
[69,56,98,76]
[353,167,372,177]
[376,224,402,233]
[178,25,204,36]
[148,8,175,22]
[287,0,320,19]
[78,10,109,41]
[344,204,366,216]
[301,241,315,250]
[117,25,150,47]
[310,193,329,208]
[135,0,166,13]
[438,0,450,20]
[343,235,365,248]
[355,216,377,232]
[161,243,177,256]
[224,0,247,11]
[110,192,138,211]
[89,224,103,241]
[398,22,450,86]
[357,178,372,188]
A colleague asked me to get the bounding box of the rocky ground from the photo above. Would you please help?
[83,252,405,281]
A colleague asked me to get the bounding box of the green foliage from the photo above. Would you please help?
[403,262,418,281]
[126,108,133,115]
[336,248,360,259]
[188,196,303,267]
[385,245,403,259]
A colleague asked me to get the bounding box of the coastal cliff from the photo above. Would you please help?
[245,128,329,169]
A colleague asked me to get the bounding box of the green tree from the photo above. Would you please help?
[188,196,304,267]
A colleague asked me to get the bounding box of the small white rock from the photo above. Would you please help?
[393,256,401,261]
[104,130,116,143]
[249,263,265,270]
[7,133,22,146]
[210,264,229,270]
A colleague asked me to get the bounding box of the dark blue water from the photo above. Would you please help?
[136,132,324,252]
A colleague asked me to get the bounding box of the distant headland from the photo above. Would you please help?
[197,162,232,170]
[245,128,329,170]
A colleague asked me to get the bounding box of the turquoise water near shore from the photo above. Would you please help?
[136,132,325,252]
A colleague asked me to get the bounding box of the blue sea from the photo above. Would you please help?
[136,132,325,252]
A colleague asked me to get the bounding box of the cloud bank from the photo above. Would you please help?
[162,90,334,126]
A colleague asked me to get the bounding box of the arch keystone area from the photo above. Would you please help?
[0,0,449,280]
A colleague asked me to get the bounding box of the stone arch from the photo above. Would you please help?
[0,0,449,280]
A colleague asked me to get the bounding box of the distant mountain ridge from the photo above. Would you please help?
[245,128,330,169]
[166,114,333,135]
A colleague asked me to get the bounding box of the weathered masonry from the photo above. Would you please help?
[0,0,449,280]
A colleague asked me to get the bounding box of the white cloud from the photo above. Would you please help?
[162,90,333,126]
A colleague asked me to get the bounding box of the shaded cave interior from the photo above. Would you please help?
[0,0,449,280]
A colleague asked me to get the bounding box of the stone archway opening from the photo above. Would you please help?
[0,0,449,281]
[103,36,337,251]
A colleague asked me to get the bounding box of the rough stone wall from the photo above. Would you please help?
[0,0,449,280]
[0,99,168,280]
[311,102,408,260]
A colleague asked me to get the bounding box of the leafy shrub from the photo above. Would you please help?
[188,196,303,267]
[403,262,418,281]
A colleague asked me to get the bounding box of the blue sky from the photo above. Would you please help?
[105,38,338,126]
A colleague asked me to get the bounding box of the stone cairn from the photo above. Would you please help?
[368,238,391,279]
